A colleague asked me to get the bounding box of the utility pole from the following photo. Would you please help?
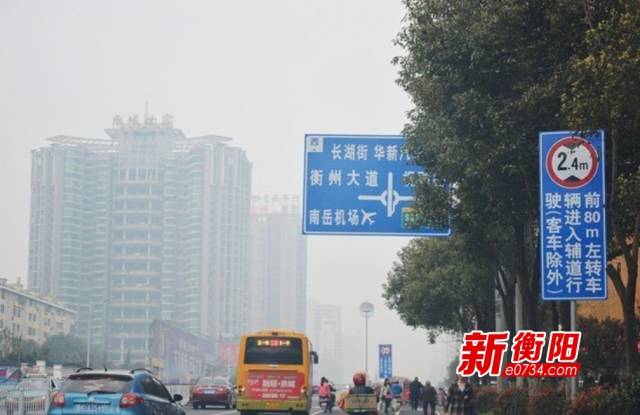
[359,302,374,376]
[86,306,92,367]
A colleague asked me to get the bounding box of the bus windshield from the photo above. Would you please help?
[244,337,303,365]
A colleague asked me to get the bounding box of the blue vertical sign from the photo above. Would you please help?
[540,130,607,300]
[303,134,450,236]
[379,344,392,380]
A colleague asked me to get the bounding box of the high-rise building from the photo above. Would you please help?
[248,195,307,332]
[28,114,251,364]
[309,302,343,383]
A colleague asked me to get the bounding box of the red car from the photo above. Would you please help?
[190,377,236,409]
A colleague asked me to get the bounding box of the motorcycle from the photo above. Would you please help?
[319,392,335,413]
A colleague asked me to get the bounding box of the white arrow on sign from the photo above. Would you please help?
[358,172,414,217]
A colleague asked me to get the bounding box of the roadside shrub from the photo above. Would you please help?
[496,387,528,415]
[607,373,640,415]
[566,386,612,415]
[527,385,566,415]
[474,386,498,413]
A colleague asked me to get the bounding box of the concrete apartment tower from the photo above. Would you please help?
[28,114,251,365]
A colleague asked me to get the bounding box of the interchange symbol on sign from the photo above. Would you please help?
[357,172,414,217]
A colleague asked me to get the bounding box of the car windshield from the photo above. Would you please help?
[63,374,132,394]
[212,378,227,386]
[17,379,49,391]
[197,377,214,385]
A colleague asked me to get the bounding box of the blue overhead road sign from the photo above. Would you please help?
[540,130,607,300]
[303,134,450,236]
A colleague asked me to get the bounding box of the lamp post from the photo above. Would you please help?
[359,301,375,376]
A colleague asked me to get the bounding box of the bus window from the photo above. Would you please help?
[244,337,303,365]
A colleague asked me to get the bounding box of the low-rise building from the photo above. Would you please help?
[0,278,75,344]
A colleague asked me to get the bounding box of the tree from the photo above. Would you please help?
[383,236,495,338]
[0,329,40,364]
[393,0,603,332]
[40,334,92,366]
[578,316,626,384]
[561,1,640,374]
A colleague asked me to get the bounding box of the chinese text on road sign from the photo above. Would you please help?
[539,131,606,300]
[303,134,450,236]
[379,344,392,379]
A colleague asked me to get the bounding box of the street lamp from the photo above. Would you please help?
[359,301,375,376]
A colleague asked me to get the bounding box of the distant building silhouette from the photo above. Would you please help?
[248,195,307,332]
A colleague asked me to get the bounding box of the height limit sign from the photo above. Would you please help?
[539,131,607,301]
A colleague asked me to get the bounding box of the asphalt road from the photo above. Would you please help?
[183,405,336,415]
[183,397,337,415]
[183,403,444,415]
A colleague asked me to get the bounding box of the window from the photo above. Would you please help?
[244,337,303,365]
[64,374,132,393]
[141,376,171,400]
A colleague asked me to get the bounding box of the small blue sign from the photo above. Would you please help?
[379,344,392,380]
[303,134,450,236]
[540,130,607,300]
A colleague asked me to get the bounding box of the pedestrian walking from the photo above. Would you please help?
[380,379,393,415]
[445,377,473,415]
[409,377,423,411]
[421,381,437,415]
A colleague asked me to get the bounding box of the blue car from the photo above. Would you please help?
[48,369,185,415]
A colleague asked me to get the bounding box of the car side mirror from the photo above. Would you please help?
[312,351,319,364]
[173,394,183,402]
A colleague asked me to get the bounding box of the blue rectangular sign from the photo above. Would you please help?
[303,134,450,236]
[379,344,392,380]
[539,130,607,300]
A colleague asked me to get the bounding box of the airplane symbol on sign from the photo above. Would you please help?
[358,172,414,217]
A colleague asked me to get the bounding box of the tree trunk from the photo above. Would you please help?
[622,255,639,374]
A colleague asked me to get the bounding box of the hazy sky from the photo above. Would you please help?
[0,0,451,383]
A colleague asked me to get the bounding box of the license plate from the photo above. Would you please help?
[204,389,215,394]
[75,403,108,412]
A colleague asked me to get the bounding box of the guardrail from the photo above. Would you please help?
[0,390,51,415]
[0,385,191,415]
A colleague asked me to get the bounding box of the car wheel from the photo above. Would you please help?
[192,402,198,410]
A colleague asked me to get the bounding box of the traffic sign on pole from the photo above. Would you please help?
[539,130,607,300]
[303,134,450,236]
[378,344,392,380]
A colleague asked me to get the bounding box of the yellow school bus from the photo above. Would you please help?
[236,329,318,415]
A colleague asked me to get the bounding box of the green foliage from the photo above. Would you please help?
[614,373,640,414]
[561,0,640,374]
[578,316,626,382]
[40,334,90,365]
[393,0,640,373]
[527,385,566,415]
[496,387,528,415]
[383,235,495,336]
[566,386,614,415]
[474,386,498,414]
[0,329,40,363]
[393,0,603,331]
[0,330,93,366]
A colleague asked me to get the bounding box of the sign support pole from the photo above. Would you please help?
[570,300,577,400]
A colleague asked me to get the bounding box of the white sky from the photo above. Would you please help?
[0,0,451,383]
